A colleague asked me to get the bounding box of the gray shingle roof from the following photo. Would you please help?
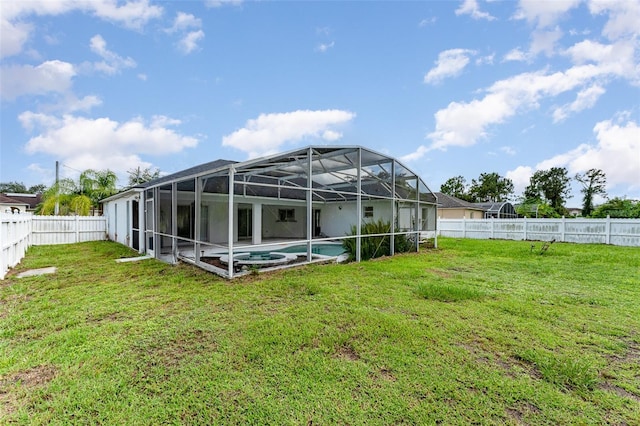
[434,192,484,210]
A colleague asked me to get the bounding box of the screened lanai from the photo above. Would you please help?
[139,146,437,278]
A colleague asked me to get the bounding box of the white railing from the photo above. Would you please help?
[438,217,640,247]
[0,214,107,279]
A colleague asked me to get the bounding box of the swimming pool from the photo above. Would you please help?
[272,243,346,257]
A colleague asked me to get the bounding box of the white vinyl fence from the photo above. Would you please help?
[1,213,32,280]
[438,217,640,247]
[1,214,107,279]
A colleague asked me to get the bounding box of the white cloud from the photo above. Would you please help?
[322,130,342,141]
[507,116,640,197]
[502,48,528,62]
[475,54,495,65]
[513,0,581,28]
[427,35,638,151]
[455,0,496,21]
[552,84,605,122]
[569,117,640,190]
[500,146,516,155]
[589,0,640,40]
[0,0,163,58]
[177,30,205,54]
[222,109,356,158]
[0,60,75,100]
[505,165,534,195]
[138,73,147,81]
[400,145,431,162]
[90,35,136,75]
[166,12,201,33]
[530,27,563,56]
[424,49,476,85]
[205,0,243,7]
[0,18,32,59]
[316,41,335,53]
[20,112,198,177]
[419,17,437,27]
[88,0,163,31]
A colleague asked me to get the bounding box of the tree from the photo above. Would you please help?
[591,198,640,219]
[38,169,117,216]
[38,179,91,216]
[524,167,572,214]
[0,182,47,194]
[0,181,28,193]
[128,166,161,186]
[469,172,514,202]
[79,169,118,207]
[575,168,607,217]
[440,176,472,201]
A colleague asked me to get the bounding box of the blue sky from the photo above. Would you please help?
[1,0,639,205]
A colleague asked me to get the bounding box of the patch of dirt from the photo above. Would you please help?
[599,382,640,402]
[0,365,57,416]
[378,367,397,382]
[334,344,360,361]
[426,269,452,278]
[506,402,541,424]
[133,329,219,371]
[86,311,128,323]
[2,364,57,388]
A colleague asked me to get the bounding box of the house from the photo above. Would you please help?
[1,193,42,214]
[474,201,518,218]
[436,192,517,219]
[435,192,485,219]
[102,146,438,278]
[0,194,30,214]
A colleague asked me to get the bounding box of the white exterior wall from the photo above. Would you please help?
[321,200,394,237]
[262,203,307,239]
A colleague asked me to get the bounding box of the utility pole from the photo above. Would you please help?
[54,161,59,215]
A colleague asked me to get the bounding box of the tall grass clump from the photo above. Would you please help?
[342,219,413,261]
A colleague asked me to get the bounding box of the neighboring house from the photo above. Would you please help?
[0,194,30,214]
[436,192,518,219]
[102,146,438,278]
[1,193,43,213]
[567,207,582,217]
[474,201,518,218]
[435,192,486,219]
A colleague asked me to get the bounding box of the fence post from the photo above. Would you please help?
[561,216,565,242]
[462,216,466,238]
[491,218,495,239]
[523,217,527,241]
[75,215,80,243]
[606,215,611,244]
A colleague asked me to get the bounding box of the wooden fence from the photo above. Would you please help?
[1,214,107,279]
[438,217,640,247]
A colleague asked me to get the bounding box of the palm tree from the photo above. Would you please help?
[38,169,118,216]
[79,169,118,214]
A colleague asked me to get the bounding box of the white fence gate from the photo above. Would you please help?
[0,214,107,279]
[438,217,640,247]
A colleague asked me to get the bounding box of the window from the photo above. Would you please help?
[364,206,374,218]
[278,208,296,222]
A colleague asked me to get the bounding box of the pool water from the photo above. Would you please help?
[271,243,346,257]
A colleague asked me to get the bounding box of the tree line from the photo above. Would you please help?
[440,167,640,218]
[1,167,160,216]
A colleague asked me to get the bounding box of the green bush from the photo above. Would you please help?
[342,219,413,261]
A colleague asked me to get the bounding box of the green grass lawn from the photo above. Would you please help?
[1,238,639,425]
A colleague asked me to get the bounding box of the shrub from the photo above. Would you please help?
[342,219,413,261]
